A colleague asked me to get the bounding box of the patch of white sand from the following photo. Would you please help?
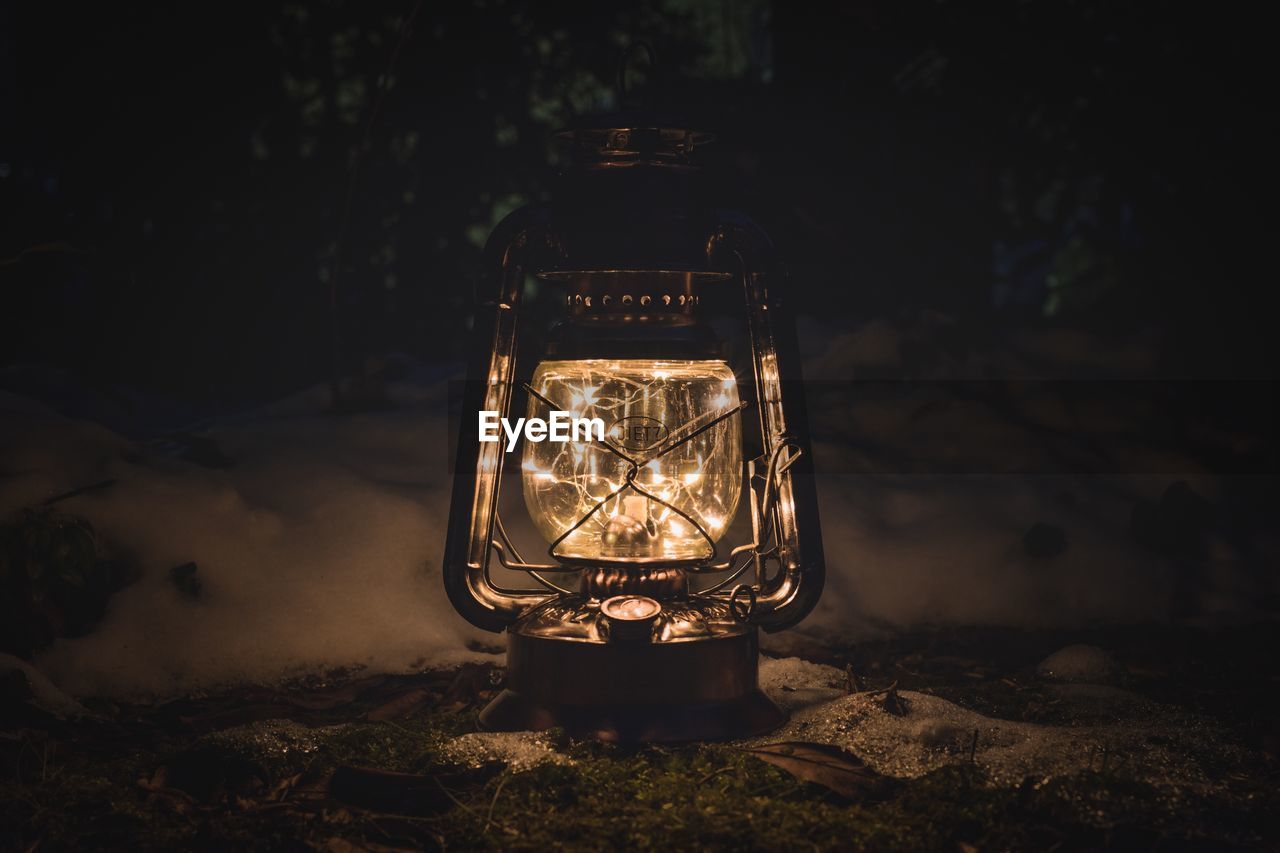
[439,731,573,771]
[756,657,1244,794]
[1,386,491,698]
[1,319,1272,696]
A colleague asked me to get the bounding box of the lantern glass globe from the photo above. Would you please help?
[521,358,742,564]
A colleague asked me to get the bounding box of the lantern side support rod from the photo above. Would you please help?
[706,212,827,632]
[442,205,562,632]
[491,516,578,595]
[700,437,796,591]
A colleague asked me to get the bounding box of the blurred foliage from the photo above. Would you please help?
[254,0,774,405]
[0,0,1271,401]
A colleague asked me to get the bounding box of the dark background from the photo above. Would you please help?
[0,0,1274,421]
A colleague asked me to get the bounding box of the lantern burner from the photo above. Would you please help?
[581,565,687,600]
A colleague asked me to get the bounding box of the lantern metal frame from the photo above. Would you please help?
[442,114,825,742]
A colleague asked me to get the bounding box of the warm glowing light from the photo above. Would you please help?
[522,359,742,562]
[520,459,554,481]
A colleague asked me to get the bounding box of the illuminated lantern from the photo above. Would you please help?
[443,70,824,740]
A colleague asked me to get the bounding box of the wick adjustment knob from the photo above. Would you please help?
[600,595,662,642]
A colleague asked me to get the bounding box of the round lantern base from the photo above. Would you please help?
[480,684,784,743]
[478,596,786,742]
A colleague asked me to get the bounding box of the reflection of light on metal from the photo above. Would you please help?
[602,594,661,621]
[600,594,661,642]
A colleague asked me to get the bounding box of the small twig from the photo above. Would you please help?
[969,729,979,763]
[743,778,803,798]
[696,766,737,785]
[239,801,302,815]
[859,680,899,697]
[483,774,510,834]
[844,663,863,694]
[43,479,117,505]
[434,779,478,815]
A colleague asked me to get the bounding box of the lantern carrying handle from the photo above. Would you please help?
[442,205,566,633]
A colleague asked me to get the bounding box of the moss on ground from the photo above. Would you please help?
[3,627,1279,850]
[2,712,1273,850]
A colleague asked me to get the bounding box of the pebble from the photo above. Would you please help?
[1035,644,1120,683]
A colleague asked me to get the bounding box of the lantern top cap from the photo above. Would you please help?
[557,43,713,167]
[555,120,713,168]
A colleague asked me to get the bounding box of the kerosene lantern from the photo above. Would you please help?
[443,67,824,741]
